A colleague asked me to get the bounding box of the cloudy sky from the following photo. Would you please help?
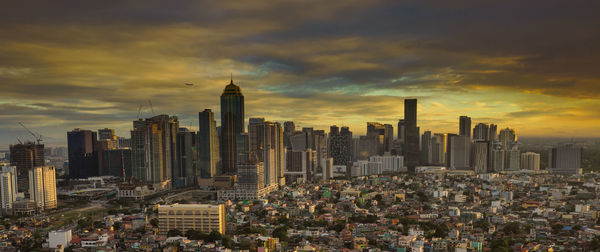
[1,0,600,148]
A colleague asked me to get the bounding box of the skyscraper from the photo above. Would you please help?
[403,99,419,171]
[67,128,98,179]
[283,121,295,148]
[397,119,405,142]
[499,128,517,150]
[198,109,220,179]
[248,118,284,187]
[472,123,489,141]
[472,140,489,173]
[489,124,498,142]
[220,78,245,174]
[0,166,17,215]
[431,133,446,165]
[130,115,179,186]
[329,126,353,167]
[549,144,582,175]
[175,128,196,187]
[420,131,432,165]
[449,135,470,170]
[29,166,57,211]
[459,116,471,137]
[9,142,44,192]
[366,122,393,155]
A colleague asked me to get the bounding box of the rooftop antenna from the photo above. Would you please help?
[230,72,233,84]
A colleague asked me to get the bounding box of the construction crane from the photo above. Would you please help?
[148,100,155,116]
[18,122,43,144]
[136,104,143,119]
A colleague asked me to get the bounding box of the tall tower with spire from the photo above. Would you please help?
[220,77,245,174]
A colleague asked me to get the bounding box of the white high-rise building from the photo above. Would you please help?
[369,154,404,173]
[520,152,540,171]
[0,166,17,214]
[29,166,57,211]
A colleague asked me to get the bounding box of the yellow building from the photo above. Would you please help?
[158,203,226,235]
[29,166,57,211]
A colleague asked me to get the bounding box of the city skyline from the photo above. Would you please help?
[2,1,600,148]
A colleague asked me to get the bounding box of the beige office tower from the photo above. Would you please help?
[29,166,58,211]
[0,166,17,214]
[158,204,226,235]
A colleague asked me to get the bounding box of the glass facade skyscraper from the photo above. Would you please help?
[220,79,245,174]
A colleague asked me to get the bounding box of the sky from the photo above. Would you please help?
[1,0,600,148]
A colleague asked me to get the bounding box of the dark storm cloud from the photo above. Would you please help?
[0,0,599,145]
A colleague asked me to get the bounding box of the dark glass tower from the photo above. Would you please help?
[67,128,98,179]
[459,116,472,137]
[220,78,245,174]
[198,109,220,179]
[403,99,419,171]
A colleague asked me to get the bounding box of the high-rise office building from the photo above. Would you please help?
[236,133,250,165]
[158,204,226,235]
[198,109,220,179]
[403,99,419,171]
[472,140,489,173]
[489,124,498,142]
[473,123,489,141]
[285,149,316,183]
[357,135,377,160]
[431,133,446,165]
[248,118,284,187]
[9,142,44,192]
[420,131,432,165]
[220,78,245,174]
[549,144,582,175]
[175,128,196,187]
[313,130,328,176]
[329,126,353,167]
[521,152,540,171]
[499,128,517,150]
[366,122,393,155]
[283,121,296,148]
[397,119,405,142]
[449,135,470,170]
[67,128,98,179]
[29,166,57,211]
[445,133,457,168]
[0,166,17,214]
[130,115,179,185]
[459,116,471,137]
[102,149,131,178]
[302,127,315,150]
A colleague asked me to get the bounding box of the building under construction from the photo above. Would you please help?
[9,142,44,192]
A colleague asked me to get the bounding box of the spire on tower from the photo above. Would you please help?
[230,73,233,84]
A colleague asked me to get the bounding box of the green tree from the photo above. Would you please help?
[167,229,183,237]
[150,218,159,227]
[272,226,288,241]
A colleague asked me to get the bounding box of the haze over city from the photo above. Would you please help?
[2,1,600,149]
